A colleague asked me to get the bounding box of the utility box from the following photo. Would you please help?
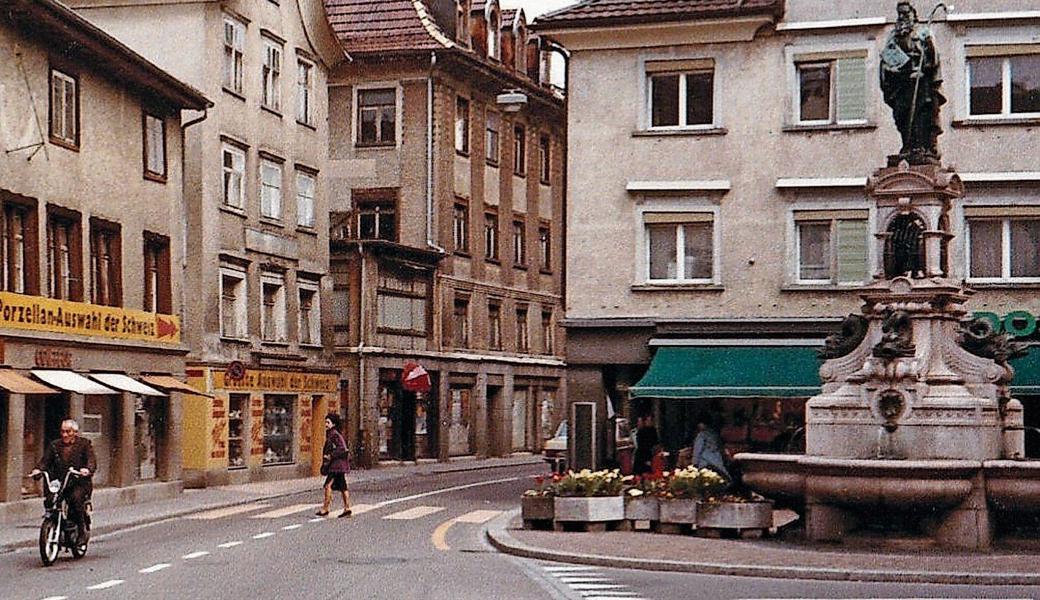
[571,402,596,471]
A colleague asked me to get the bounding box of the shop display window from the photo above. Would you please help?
[228,394,248,469]
[263,395,294,465]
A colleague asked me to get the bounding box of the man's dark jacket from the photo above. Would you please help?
[37,437,97,480]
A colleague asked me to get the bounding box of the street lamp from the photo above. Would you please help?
[496,88,528,112]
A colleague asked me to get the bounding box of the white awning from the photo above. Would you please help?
[31,370,117,395]
[90,373,166,397]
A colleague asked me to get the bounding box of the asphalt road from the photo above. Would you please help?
[3,464,1038,600]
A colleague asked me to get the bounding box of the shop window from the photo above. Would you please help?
[357,88,397,146]
[49,68,78,149]
[968,53,1040,117]
[134,397,164,480]
[794,210,869,285]
[516,305,529,353]
[89,218,122,307]
[263,395,294,465]
[221,143,246,210]
[452,200,469,253]
[485,112,500,166]
[46,206,81,300]
[1,199,37,294]
[143,232,171,313]
[455,96,470,155]
[220,266,247,339]
[223,15,245,94]
[512,218,526,266]
[538,136,550,184]
[513,125,526,175]
[261,272,287,342]
[647,60,714,129]
[298,281,321,346]
[260,157,283,220]
[355,189,398,241]
[795,56,867,125]
[228,394,248,469]
[296,171,316,228]
[143,113,166,181]
[488,300,502,350]
[541,309,553,354]
[261,36,283,112]
[538,223,551,272]
[644,212,715,283]
[452,296,469,348]
[967,214,1040,282]
[484,211,499,261]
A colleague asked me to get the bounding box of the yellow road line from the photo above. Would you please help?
[431,518,457,551]
[432,510,504,550]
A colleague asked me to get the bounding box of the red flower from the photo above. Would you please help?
[534,476,545,485]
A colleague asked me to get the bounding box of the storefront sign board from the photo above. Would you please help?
[0,291,181,344]
[212,368,338,393]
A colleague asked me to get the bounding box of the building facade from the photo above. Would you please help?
[536,0,1040,464]
[0,0,209,521]
[67,0,347,485]
[324,0,567,466]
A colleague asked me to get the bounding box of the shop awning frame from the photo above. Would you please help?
[0,369,58,394]
[140,374,213,398]
[630,345,823,400]
[89,373,166,396]
[31,370,118,395]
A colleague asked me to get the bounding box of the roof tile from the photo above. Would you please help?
[535,0,783,29]
[324,0,451,53]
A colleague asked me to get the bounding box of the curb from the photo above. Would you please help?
[485,510,1040,586]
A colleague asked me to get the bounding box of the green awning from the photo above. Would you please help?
[1011,351,1040,395]
[630,345,822,399]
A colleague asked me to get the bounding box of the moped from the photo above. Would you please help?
[31,469,90,566]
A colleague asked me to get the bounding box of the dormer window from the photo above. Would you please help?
[515,25,527,73]
[456,0,470,47]
[487,6,500,61]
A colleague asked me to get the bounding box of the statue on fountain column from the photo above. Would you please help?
[880,2,946,165]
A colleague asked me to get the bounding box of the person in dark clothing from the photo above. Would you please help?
[632,414,660,476]
[316,413,352,518]
[30,419,96,534]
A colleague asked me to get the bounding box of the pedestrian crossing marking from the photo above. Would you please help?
[384,505,445,520]
[543,565,597,572]
[558,576,611,583]
[182,551,210,560]
[185,503,270,520]
[455,509,502,524]
[252,532,275,539]
[250,503,322,519]
[282,524,302,530]
[349,503,379,515]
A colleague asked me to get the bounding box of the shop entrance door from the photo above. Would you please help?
[512,387,529,452]
[23,394,68,497]
[448,387,472,456]
[394,390,416,461]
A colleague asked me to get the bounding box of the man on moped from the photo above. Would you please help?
[29,419,96,536]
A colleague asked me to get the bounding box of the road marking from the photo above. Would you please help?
[40,596,68,600]
[558,576,611,583]
[182,551,210,559]
[86,580,124,590]
[250,503,321,519]
[373,476,521,509]
[218,541,243,548]
[348,503,378,515]
[455,509,502,524]
[252,532,275,539]
[281,524,302,530]
[543,565,598,572]
[583,596,642,599]
[139,563,172,574]
[384,505,445,520]
[568,584,626,591]
[308,517,325,522]
[185,503,270,520]
[432,510,504,551]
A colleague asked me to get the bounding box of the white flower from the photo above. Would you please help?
[627,489,644,497]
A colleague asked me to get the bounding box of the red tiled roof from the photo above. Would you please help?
[324,0,452,53]
[534,0,784,30]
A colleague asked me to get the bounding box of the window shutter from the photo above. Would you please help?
[836,57,867,122]
[836,219,868,283]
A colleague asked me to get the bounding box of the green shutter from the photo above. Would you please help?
[836,219,868,283]
[836,57,867,122]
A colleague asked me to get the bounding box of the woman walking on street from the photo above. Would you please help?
[316,413,352,518]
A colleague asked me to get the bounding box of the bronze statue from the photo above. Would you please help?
[880,2,947,165]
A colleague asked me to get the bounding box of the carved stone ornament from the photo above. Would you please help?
[958,317,1030,365]
[877,389,906,432]
[818,314,869,360]
[872,309,916,359]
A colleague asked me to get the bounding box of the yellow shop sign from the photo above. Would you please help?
[0,291,181,344]
[213,368,338,393]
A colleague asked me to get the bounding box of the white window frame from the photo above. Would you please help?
[260,272,287,342]
[791,212,870,286]
[965,50,1040,120]
[295,170,316,228]
[296,58,314,125]
[50,69,77,146]
[785,45,873,127]
[261,37,283,112]
[260,157,283,220]
[223,15,245,94]
[222,143,246,210]
[487,5,501,61]
[353,82,401,147]
[219,266,248,340]
[964,209,1040,284]
[143,113,166,179]
[638,206,720,285]
[297,280,321,346]
[644,59,716,131]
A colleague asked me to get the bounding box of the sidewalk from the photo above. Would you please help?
[1,455,542,553]
[486,511,1040,586]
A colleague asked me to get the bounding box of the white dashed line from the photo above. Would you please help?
[568,584,626,591]
[86,580,124,590]
[182,551,210,559]
[281,524,303,530]
[252,532,275,539]
[308,517,325,522]
[218,541,244,548]
[139,563,172,574]
[40,596,68,600]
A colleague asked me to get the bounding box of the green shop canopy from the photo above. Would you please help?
[1010,351,1040,395]
[630,345,822,400]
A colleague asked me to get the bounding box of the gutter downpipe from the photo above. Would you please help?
[180,107,209,358]
[356,241,368,466]
[427,52,445,253]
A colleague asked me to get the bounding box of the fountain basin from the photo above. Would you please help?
[984,460,1040,512]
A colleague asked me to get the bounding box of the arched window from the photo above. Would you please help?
[487,6,500,60]
[515,24,527,72]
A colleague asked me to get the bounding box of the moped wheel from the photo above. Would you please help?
[39,520,59,566]
[70,524,89,559]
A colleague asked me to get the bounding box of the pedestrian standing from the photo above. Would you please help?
[633,414,659,476]
[693,413,731,482]
[316,413,352,518]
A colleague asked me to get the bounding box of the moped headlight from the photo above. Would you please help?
[48,481,60,494]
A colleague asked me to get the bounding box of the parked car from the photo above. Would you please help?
[543,421,567,473]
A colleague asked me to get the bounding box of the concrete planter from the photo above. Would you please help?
[554,496,624,523]
[521,495,555,522]
[697,500,773,530]
[659,498,698,525]
[624,496,660,521]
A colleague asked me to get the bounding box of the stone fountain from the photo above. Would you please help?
[737,2,1039,549]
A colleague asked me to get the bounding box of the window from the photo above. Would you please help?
[49,69,78,148]
[296,59,314,125]
[538,136,550,184]
[143,113,166,180]
[331,269,350,346]
[968,54,1040,117]
[512,218,526,266]
[538,224,551,272]
[227,394,248,468]
[1,200,35,294]
[487,8,500,60]
[262,38,283,111]
[260,158,283,220]
[488,300,502,350]
[452,201,469,253]
[541,309,553,354]
[261,272,287,342]
[90,219,121,307]
[648,62,713,129]
[46,208,81,300]
[456,0,470,46]
[485,113,500,165]
[143,233,171,313]
[220,267,247,339]
[515,25,528,73]
[967,213,1040,281]
[513,125,526,175]
[355,189,397,241]
[452,296,469,347]
[645,213,714,282]
[484,211,499,261]
[263,395,294,465]
[296,171,316,228]
[223,15,245,94]
[795,57,867,124]
[376,269,428,337]
[455,97,470,154]
[794,211,869,284]
[298,281,321,345]
[516,306,529,353]
[222,143,246,209]
[357,88,396,146]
